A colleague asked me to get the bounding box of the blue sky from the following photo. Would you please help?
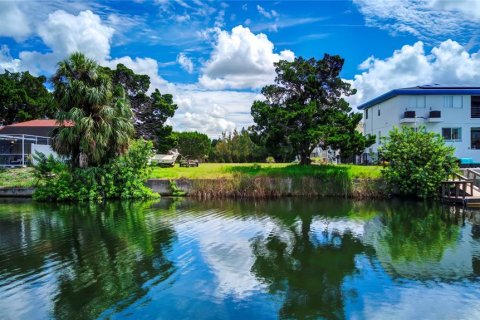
[1,0,480,136]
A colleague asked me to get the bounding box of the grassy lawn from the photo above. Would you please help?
[0,167,36,188]
[0,163,382,188]
[150,163,382,180]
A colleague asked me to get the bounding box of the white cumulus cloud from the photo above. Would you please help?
[0,1,32,41]
[171,88,260,136]
[107,56,170,91]
[199,25,294,90]
[0,45,22,73]
[18,10,114,74]
[348,39,480,107]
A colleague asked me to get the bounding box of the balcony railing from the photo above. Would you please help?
[400,110,417,123]
[404,111,416,118]
[427,110,443,122]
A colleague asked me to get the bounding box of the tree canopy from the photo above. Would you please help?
[52,52,134,168]
[251,55,374,164]
[175,131,211,160]
[212,129,266,163]
[0,70,56,125]
[103,64,178,152]
[135,89,178,152]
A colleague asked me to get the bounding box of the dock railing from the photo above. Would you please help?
[465,168,480,189]
[441,172,475,201]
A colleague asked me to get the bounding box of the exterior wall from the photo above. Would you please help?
[363,94,480,162]
[31,144,61,165]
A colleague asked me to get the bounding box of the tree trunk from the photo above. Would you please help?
[299,152,311,165]
[299,145,312,165]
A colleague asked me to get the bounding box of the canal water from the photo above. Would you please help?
[0,198,480,319]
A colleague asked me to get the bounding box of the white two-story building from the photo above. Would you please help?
[358,84,480,163]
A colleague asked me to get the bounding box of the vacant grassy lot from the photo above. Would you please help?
[0,164,382,188]
[0,167,36,188]
[150,163,382,180]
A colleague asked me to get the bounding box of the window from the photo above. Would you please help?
[410,96,425,108]
[416,96,426,108]
[378,108,380,116]
[444,96,454,108]
[472,128,480,149]
[365,109,368,119]
[454,96,464,108]
[472,96,480,118]
[442,128,462,142]
[378,131,381,144]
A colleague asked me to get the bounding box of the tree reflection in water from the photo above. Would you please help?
[248,200,368,319]
[0,200,176,320]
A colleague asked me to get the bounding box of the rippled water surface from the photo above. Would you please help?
[1,198,480,319]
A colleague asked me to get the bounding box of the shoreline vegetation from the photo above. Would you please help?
[1,164,385,199]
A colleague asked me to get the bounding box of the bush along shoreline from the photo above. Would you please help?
[33,140,159,201]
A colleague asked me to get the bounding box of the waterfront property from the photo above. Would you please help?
[359,84,480,163]
[0,120,70,167]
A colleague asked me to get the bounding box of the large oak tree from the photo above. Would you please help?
[251,54,374,164]
[0,71,56,125]
[103,64,178,152]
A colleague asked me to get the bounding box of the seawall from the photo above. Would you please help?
[0,187,35,197]
[146,177,387,199]
[0,177,387,199]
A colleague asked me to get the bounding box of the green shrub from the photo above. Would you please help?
[265,156,275,163]
[169,180,186,197]
[379,126,458,198]
[33,140,158,201]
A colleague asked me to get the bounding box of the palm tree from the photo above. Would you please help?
[51,52,134,168]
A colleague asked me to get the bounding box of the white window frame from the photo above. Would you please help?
[442,127,462,142]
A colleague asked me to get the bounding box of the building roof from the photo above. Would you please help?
[357,84,480,110]
[6,119,73,127]
[0,119,74,136]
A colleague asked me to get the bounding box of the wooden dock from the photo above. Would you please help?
[441,169,480,207]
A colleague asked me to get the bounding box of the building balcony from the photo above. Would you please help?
[400,111,417,123]
[427,110,443,122]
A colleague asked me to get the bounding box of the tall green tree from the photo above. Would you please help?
[175,131,211,160]
[0,70,56,125]
[103,64,178,152]
[52,52,134,168]
[251,55,374,164]
[213,129,265,163]
[136,89,178,152]
[325,113,376,162]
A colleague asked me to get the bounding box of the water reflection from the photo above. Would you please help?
[0,201,176,319]
[370,202,480,280]
[0,198,480,319]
